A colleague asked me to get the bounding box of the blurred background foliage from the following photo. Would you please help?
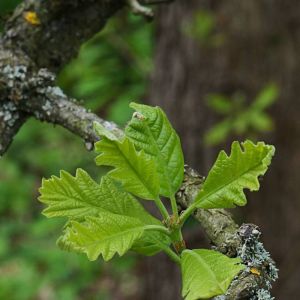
[183,9,224,47]
[0,1,277,299]
[205,83,279,145]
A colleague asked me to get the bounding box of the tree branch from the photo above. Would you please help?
[21,69,123,144]
[3,0,123,72]
[0,102,27,155]
[0,0,278,298]
[0,0,168,153]
[1,0,125,155]
[1,58,277,296]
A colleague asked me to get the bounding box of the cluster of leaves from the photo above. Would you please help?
[39,103,275,299]
[205,84,279,145]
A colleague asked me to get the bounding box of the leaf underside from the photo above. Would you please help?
[194,140,275,209]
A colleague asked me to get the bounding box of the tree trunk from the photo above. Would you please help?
[142,0,300,299]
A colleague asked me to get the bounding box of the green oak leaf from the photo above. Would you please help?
[181,249,245,300]
[39,169,160,220]
[39,169,106,219]
[194,140,275,209]
[39,170,170,255]
[94,122,160,200]
[66,212,146,261]
[60,217,171,258]
[131,227,171,256]
[125,102,184,197]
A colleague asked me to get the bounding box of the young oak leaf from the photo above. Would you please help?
[91,177,171,256]
[94,122,160,200]
[39,170,170,255]
[39,169,104,219]
[125,103,184,197]
[59,217,171,258]
[131,233,171,256]
[39,169,160,219]
[59,214,171,258]
[56,223,83,254]
[194,140,275,209]
[181,249,245,300]
[67,212,146,261]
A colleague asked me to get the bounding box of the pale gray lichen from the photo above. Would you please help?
[237,224,278,298]
[1,64,29,101]
[214,295,226,300]
[251,288,274,300]
[0,101,20,127]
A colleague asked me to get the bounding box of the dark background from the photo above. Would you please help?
[1,0,299,299]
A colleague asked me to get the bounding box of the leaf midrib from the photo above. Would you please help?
[143,113,173,196]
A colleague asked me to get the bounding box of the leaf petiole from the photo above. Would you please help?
[170,194,179,218]
[179,202,198,225]
[162,247,181,265]
[154,196,170,220]
[144,225,171,236]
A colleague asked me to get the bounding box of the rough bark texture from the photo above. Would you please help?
[147,0,299,298]
[3,0,122,72]
[0,0,123,155]
[0,0,278,299]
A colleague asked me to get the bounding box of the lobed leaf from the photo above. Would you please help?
[39,169,105,219]
[125,102,184,197]
[181,249,245,300]
[67,212,145,261]
[39,169,157,219]
[194,140,275,209]
[94,122,160,200]
[39,169,170,256]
